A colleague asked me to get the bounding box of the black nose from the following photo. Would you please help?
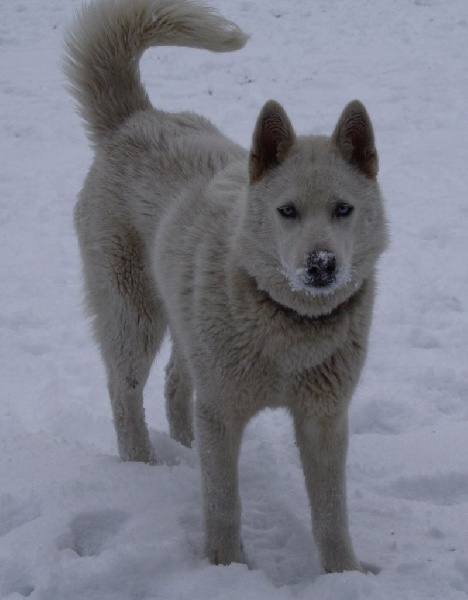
[305,251,336,287]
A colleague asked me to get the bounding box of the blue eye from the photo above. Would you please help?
[335,203,354,218]
[277,204,298,219]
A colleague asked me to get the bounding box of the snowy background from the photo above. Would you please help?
[1,0,468,598]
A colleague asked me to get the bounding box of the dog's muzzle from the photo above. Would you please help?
[304,251,336,288]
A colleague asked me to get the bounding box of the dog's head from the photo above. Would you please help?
[238,99,388,317]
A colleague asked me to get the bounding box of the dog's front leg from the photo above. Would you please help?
[293,409,361,573]
[197,403,246,566]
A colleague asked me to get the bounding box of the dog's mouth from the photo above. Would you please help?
[261,291,352,325]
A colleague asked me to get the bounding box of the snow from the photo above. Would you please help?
[1,0,467,598]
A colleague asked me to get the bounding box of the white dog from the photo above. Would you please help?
[64,0,387,572]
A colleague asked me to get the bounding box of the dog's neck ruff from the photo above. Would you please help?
[263,292,352,324]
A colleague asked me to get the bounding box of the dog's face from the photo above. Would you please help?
[240,100,387,317]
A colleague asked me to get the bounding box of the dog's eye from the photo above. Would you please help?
[334,203,354,218]
[277,204,298,219]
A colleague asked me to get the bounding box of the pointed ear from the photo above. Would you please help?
[332,100,378,179]
[249,100,296,183]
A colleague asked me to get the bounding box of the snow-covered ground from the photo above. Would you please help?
[1,0,467,597]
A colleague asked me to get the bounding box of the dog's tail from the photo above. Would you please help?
[63,0,248,145]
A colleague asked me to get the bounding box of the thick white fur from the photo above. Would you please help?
[64,0,387,573]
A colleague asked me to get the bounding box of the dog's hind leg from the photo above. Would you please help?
[79,224,166,463]
[99,295,165,463]
[104,327,160,464]
[99,296,165,463]
[165,346,194,447]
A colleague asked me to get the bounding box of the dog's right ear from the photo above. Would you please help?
[249,100,296,183]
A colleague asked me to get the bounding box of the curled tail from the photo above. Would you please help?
[63,0,248,145]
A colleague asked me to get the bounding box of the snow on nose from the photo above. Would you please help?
[304,251,336,288]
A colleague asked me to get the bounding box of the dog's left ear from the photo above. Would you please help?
[249,100,296,183]
[332,100,378,179]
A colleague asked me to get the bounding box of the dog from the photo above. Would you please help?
[64,0,387,573]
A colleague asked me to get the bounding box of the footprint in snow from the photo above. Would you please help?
[58,509,130,557]
[0,493,41,537]
[377,472,468,506]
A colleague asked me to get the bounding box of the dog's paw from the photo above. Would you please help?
[360,561,381,575]
[119,444,153,464]
[323,554,362,574]
[324,560,380,575]
[207,540,247,567]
